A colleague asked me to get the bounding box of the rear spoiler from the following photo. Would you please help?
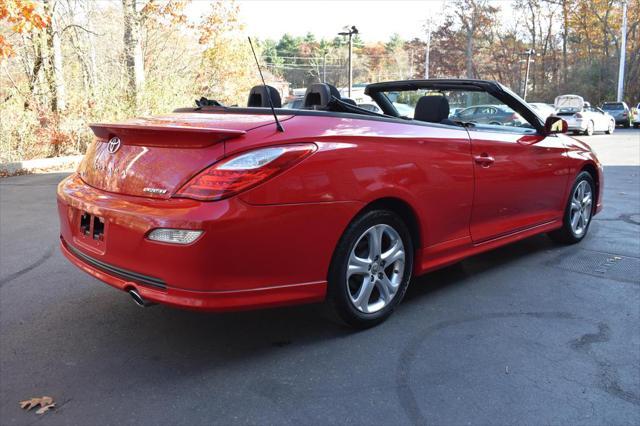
[89,123,246,148]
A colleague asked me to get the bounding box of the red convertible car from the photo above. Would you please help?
[57,79,603,328]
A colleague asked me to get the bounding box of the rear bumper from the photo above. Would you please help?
[60,237,325,311]
[57,174,361,311]
[565,118,587,132]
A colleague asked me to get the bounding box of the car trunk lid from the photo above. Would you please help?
[78,113,291,199]
[554,95,584,116]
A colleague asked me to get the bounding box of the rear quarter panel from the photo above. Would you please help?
[235,115,475,249]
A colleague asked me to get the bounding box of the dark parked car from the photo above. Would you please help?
[601,102,631,127]
[454,104,524,126]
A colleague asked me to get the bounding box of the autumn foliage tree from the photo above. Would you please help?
[0,0,47,58]
[0,0,638,164]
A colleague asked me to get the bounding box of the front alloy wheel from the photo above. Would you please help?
[549,171,595,244]
[605,120,614,134]
[328,210,413,328]
[569,180,593,237]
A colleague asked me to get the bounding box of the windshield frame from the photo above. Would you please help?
[365,79,545,132]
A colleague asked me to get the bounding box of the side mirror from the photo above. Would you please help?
[544,116,567,134]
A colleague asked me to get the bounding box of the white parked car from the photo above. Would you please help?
[633,103,640,128]
[554,94,615,136]
[529,102,556,119]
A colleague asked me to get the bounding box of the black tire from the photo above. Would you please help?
[327,210,413,328]
[623,122,630,128]
[633,123,639,129]
[548,171,595,244]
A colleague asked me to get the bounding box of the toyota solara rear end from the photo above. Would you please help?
[59,79,604,327]
[57,112,358,311]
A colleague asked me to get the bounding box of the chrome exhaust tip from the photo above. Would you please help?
[128,289,155,308]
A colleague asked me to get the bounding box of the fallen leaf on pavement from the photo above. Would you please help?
[36,403,56,414]
[19,396,54,414]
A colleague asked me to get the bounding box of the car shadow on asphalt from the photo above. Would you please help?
[116,233,559,349]
[403,233,556,304]
[56,232,561,387]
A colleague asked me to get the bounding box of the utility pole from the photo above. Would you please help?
[617,0,628,102]
[338,26,358,98]
[522,48,535,100]
[322,51,327,83]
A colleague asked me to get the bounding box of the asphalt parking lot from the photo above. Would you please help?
[1,129,639,425]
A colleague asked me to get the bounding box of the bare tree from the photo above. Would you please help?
[454,0,498,78]
[43,0,66,112]
[123,0,144,108]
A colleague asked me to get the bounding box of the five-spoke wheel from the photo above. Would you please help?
[569,180,593,237]
[347,224,406,314]
[328,210,413,328]
[549,171,595,244]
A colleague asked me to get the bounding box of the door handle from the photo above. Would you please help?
[474,154,495,167]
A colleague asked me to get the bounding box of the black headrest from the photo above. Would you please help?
[303,83,341,108]
[325,83,341,99]
[414,96,450,123]
[248,85,282,108]
[342,98,357,106]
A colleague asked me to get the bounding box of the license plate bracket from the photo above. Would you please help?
[78,212,106,242]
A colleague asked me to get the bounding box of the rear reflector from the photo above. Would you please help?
[147,229,203,244]
[175,143,317,201]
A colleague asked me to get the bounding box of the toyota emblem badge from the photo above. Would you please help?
[107,137,121,154]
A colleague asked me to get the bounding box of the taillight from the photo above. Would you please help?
[175,143,317,201]
[575,113,583,118]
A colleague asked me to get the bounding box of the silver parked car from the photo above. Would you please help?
[554,94,615,136]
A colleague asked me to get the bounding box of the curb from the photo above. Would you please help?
[0,155,84,177]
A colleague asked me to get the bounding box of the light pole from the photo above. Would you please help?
[617,0,628,102]
[338,26,358,98]
[424,18,434,79]
[522,48,535,100]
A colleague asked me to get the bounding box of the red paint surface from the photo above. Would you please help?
[57,111,603,311]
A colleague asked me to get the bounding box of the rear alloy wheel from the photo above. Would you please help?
[549,171,595,244]
[605,120,615,134]
[584,121,594,136]
[327,210,413,328]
